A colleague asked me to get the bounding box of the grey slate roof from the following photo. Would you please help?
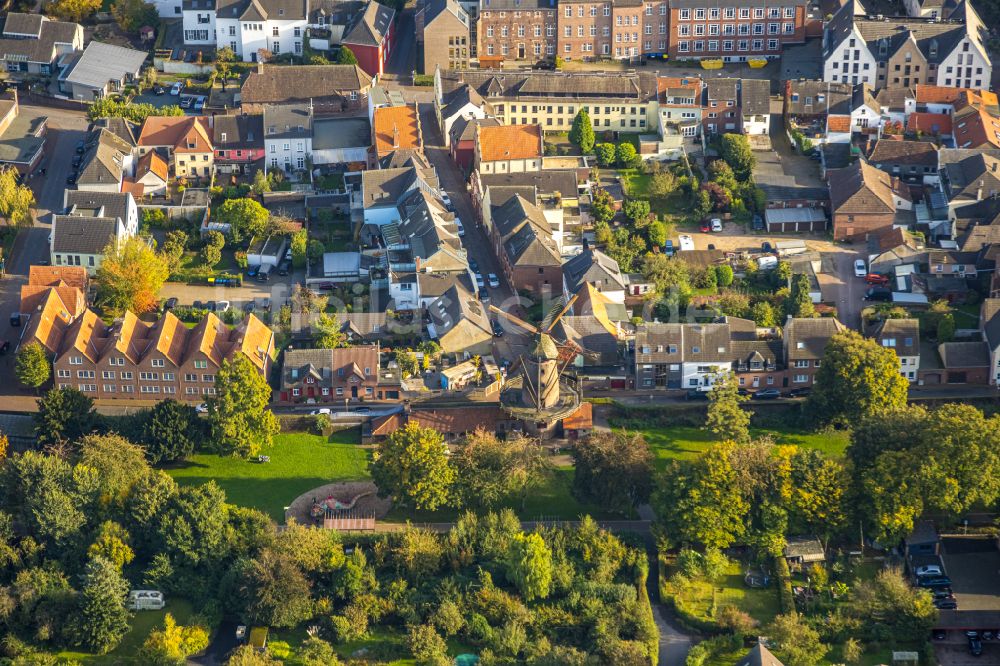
[785,80,853,116]
[216,0,306,20]
[706,77,738,101]
[428,283,492,341]
[77,129,131,188]
[422,0,469,27]
[556,315,620,364]
[942,152,1000,202]
[2,12,44,37]
[65,190,131,222]
[362,166,439,209]
[263,103,312,139]
[739,79,770,116]
[313,116,370,150]
[52,216,118,254]
[738,642,786,666]
[480,169,579,197]
[635,323,684,363]
[785,317,845,360]
[563,248,626,294]
[240,65,371,105]
[441,84,489,120]
[981,298,1000,349]
[868,139,938,168]
[683,323,732,363]
[343,1,394,47]
[867,318,919,358]
[492,194,560,267]
[214,114,264,149]
[61,41,146,91]
[939,340,990,367]
[0,14,79,64]
[450,116,500,143]
[438,69,658,102]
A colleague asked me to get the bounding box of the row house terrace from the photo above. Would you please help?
[51,310,273,400]
[477,0,557,65]
[435,68,659,133]
[668,0,808,62]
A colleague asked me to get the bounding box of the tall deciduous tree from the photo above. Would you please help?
[97,236,170,315]
[87,521,135,570]
[623,198,651,226]
[370,422,455,510]
[313,312,347,349]
[654,442,748,549]
[79,433,150,504]
[209,358,280,457]
[336,46,358,65]
[0,166,35,227]
[235,548,314,627]
[719,134,756,179]
[140,612,210,665]
[765,613,828,666]
[568,109,596,153]
[785,273,816,318]
[15,341,50,390]
[787,449,847,540]
[215,198,269,242]
[72,556,131,654]
[215,46,236,90]
[35,386,98,447]
[808,330,909,425]
[750,301,777,327]
[453,429,549,510]
[48,0,101,21]
[594,142,616,167]
[648,219,667,247]
[705,371,751,444]
[616,142,640,168]
[110,0,158,33]
[505,532,552,601]
[571,430,653,513]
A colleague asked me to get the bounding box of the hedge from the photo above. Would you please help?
[775,555,795,615]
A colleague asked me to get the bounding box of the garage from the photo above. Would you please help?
[765,207,828,233]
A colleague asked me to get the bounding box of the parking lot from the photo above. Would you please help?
[942,537,1000,611]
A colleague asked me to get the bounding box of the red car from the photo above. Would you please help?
[865,273,889,286]
[699,221,711,233]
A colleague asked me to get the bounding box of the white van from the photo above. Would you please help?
[678,234,695,251]
[127,590,165,611]
[757,255,778,270]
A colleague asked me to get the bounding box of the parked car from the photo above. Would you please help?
[685,389,709,401]
[214,300,230,312]
[475,273,485,288]
[310,408,332,415]
[492,321,504,337]
[162,297,178,311]
[752,214,764,231]
[170,81,183,95]
[917,576,952,588]
[9,312,20,327]
[761,241,774,253]
[710,218,723,232]
[935,598,958,610]
[277,260,290,276]
[0,340,10,355]
[246,265,258,277]
[154,85,165,95]
[193,96,206,112]
[469,258,479,273]
[699,220,711,233]
[864,287,892,302]
[969,634,983,656]
[752,388,781,400]
[678,234,694,251]
[66,173,76,185]
[915,565,943,577]
[865,273,890,286]
[785,386,811,398]
[479,287,490,302]
[72,155,83,168]
[75,139,86,154]
[854,259,867,277]
[354,407,371,414]
[664,239,674,256]
[932,588,954,599]
[440,192,452,210]
[454,218,465,237]
[488,273,500,288]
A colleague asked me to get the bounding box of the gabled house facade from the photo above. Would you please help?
[867,317,920,381]
[0,13,82,78]
[341,0,395,77]
[829,159,913,241]
[137,116,215,179]
[279,346,391,403]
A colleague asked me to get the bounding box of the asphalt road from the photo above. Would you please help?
[385,9,416,79]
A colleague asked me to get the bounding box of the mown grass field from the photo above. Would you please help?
[167,429,369,521]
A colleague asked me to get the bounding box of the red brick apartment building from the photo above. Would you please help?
[666,0,807,62]
[478,0,558,64]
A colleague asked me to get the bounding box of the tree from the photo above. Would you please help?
[719,134,756,179]
[787,449,847,539]
[297,636,342,665]
[97,236,170,315]
[290,228,308,269]
[937,312,955,342]
[785,273,815,318]
[208,358,280,457]
[571,430,653,513]
[87,521,135,570]
[808,330,909,425]
[35,386,97,447]
[307,239,326,264]
[140,399,202,463]
[48,0,101,21]
[227,646,282,666]
[394,349,418,378]
[453,430,549,510]
[594,143,616,167]
[313,312,347,349]
[568,109,596,153]
[72,556,130,654]
[337,46,359,65]
[694,188,712,217]
[766,613,828,666]
[0,166,35,227]
[842,638,863,664]
[201,243,222,267]
[590,187,615,224]
[506,532,552,601]
[849,567,936,643]
[79,433,149,504]
[251,169,271,196]
[370,422,455,510]
[654,442,749,549]
[161,229,187,274]
[408,624,449,666]
[215,46,236,91]
[215,198,269,242]
[236,548,314,627]
[616,142,640,168]
[706,371,751,444]
[141,613,210,665]
[750,301,777,327]
[648,219,667,247]
[110,0,158,33]
[717,291,750,318]
[15,341,50,390]
[715,264,734,287]
[623,198,651,226]
[648,170,677,199]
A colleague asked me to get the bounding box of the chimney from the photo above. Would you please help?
[393,124,399,148]
[256,60,265,74]
[978,179,984,200]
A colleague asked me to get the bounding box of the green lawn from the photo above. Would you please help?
[58,599,195,664]
[166,429,369,521]
[664,560,781,627]
[623,425,850,469]
[385,465,631,523]
[619,168,651,198]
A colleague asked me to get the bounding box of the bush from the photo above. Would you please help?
[775,555,794,614]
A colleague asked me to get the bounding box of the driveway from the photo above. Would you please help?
[941,537,1000,611]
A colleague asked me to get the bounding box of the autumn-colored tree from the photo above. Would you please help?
[96,236,170,315]
[0,167,35,227]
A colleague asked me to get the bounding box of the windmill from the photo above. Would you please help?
[488,294,584,412]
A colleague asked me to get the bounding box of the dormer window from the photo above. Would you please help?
[220,132,227,142]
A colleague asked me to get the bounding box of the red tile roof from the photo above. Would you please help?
[373,104,421,157]
[477,124,542,163]
[908,112,952,136]
[827,115,851,133]
[562,402,592,430]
